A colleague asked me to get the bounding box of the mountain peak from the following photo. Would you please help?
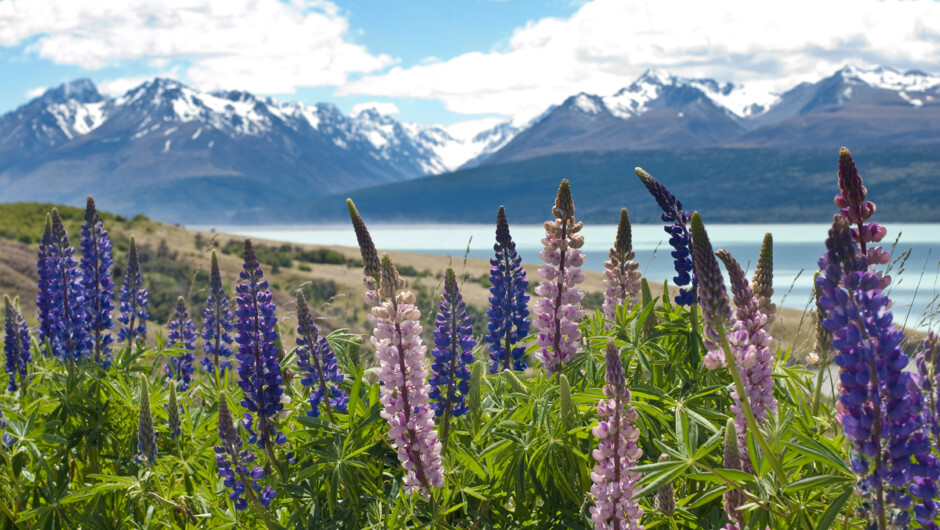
[41,78,102,104]
[635,68,677,86]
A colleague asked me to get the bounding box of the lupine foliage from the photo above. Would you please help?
[0,149,938,529]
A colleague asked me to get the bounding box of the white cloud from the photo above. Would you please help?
[339,0,940,121]
[350,101,400,117]
[0,0,395,94]
[26,86,46,98]
[97,68,180,96]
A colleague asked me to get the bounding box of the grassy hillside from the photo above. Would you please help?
[262,144,940,224]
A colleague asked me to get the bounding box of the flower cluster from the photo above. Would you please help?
[79,197,115,366]
[117,236,149,347]
[817,216,939,527]
[202,251,234,375]
[429,268,476,444]
[166,297,196,392]
[234,240,285,449]
[3,295,31,391]
[589,338,643,530]
[371,254,445,497]
[485,206,530,373]
[533,180,585,374]
[295,292,347,421]
[347,199,382,301]
[136,377,156,466]
[635,168,696,306]
[603,208,642,322]
[215,394,274,510]
[835,147,891,289]
[689,213,732,353]
[46,209,92,361]
[750,233,776,331]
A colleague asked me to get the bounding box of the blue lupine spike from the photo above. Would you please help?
[485,206,530,374]
[3,295,31,391]
[429,268,476,444]
[117,236,149,347]
[80,196,115,367]
[166,296,196,392]
[295,292,348,420]
[136,377,156,465]
[47,209,92,362]
[36,214,54,349]
[234,239,284,449]
[202,251,234,375]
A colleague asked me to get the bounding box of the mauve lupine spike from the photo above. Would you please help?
[295,292,348,421]
[166,296,196,392]
[589,338,643,530]
[215,393,253,511]
[80,196,115,367]
[117,236,150,347]
[533,180,586,374]
[835,148,891,290]
[48,208,92,362]
[603,209,642,323]
[486,206,530,373]
[136,377,156,465]
[3,295,31,392]
[347,198,380,286]
[750,233,775,330]
[371,254,445,498]
[37,213,54,348]
[202,250,235,375]
[690,213,731,351]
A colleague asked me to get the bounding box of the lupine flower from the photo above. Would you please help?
[166,381,181,439]
[47,209,92,362]
[750,233,776,331]
[0,404,11,448]
[347,199,381,299]
[370,254,444,498]
[117,236,149,347]
[166,297,196,392]
[533,180,586,374]
[712,249,777,469]
[234,239,285,450]
[655,454,676,518]
[202,251,234,375]
[136,377,156,465]
[36,214,54,348]
[79,196,115,367]
[807,272,833,366]
[915,331,939,453]
[635,168,696,306]
[835,147,891,289]
[817,216,940,527]
[689,213,732,354]
[485,206,530,373]
[295,292,348,421]
[589,338,643,530]
[4,296,31,392]
[429,268,476,446]
[722,418,745,524]
[603,208,642,323]
[215,393,273,511]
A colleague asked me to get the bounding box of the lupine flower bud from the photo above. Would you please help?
[603,209,642,323]
[4,296,30,392]
[722,418,745,524]
[690,213,731,352]
[589,338,643,530]
[486,206,530,373]
[202,251,235,374]
[215,393,265,511]
[117,237,149,347]
[166,297,196,392]
[166,381,181,439]
[635,168,696,306]
[533,180,585,374]
[835,147,891,289]
[136,377,156,465]
[640,278,657,338]
[36,214,54,348]
[429,269,476,446]
[807,272,832,366]
[80,197,115,367]
[468,361,483,428]
[750,233,775,331]
[347,199,380,291]
[371,254,445,497]
[234,240,285,450]
[295,292,348,421]
[558,374,578,432]
[47,209,92,361]
[655,454,676,517]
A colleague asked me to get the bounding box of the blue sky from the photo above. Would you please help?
[1,0,938,125]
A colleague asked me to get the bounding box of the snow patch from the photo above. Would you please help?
[191,127,202,140]
[573,94,601,114]
[898,91,924,107]
[162,139,171,153]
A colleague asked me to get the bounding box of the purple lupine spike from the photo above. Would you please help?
[215,393,270,511]
[202,251,235,375]
[234,239,285,450]
[80,196,115,367]
[429,268,476,447]
[371,254,444,498]
[136,377,156,465]
[3,296,31,392]
[689,213,731,353]
[295,292,348,422]
[485,206,530,374]
[712,249,777,470]
[835,147,891,289]
[603,208,642,323]
[915,331,939,453]
[589,338,643,530]
[750,233,776,332]
[817,215,940,527]
[36,214,55,349]
[166,297,196,392]
[47,209,92,362]
[117,237,149,347]
[533,180,586,374]
[635,168,696,306]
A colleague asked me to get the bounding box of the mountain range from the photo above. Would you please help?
[0,64,938,223]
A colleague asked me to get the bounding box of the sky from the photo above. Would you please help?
[1,0,939,126]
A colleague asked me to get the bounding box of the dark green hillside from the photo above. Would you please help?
[268,144,940,224]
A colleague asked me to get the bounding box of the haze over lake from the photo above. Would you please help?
[203,223,940,330]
